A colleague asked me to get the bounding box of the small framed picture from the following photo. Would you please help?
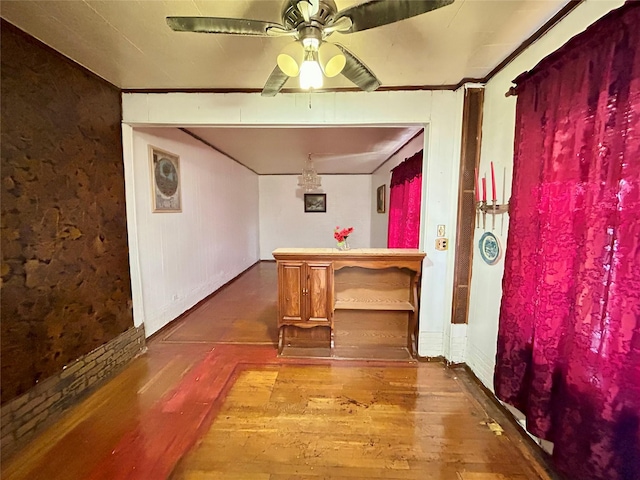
[376,184,386,213]
[304,193,326,213]
[149,146,181,212]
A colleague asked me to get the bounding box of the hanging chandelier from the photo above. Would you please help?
[298,154,322,192]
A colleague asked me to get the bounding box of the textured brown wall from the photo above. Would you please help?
[0,21,134,404]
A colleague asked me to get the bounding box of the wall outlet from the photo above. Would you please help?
[435,238,448,251]
[437,225,446,237]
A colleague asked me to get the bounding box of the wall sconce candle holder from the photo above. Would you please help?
[476,200,510,232]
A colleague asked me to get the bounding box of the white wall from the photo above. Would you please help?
[123,127,259,336]
[370,131,425,248]
[122,89,464,357]
[466,0,626,389]
[259,175,372,259]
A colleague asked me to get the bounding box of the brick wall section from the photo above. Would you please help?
[0,325,145,460]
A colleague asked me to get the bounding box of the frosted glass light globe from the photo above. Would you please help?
[299,60,323,90]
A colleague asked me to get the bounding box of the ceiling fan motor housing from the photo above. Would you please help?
[281,0,337,30]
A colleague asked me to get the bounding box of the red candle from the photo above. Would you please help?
[491,161,497,202]
[474,167,479,202]
[482,176,487,202]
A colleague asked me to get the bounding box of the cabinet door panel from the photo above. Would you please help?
[307,263,333,323]
[279,262,303,324]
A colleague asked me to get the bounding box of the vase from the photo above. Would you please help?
[337,237,350,251]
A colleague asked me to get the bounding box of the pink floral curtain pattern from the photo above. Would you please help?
[387,151,423,248]
[494,4,640,480]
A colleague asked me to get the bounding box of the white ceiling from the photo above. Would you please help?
[1,0,571,173]
[185,126,423,174]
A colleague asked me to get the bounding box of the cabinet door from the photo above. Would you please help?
[278,262,303,325]
[306,262,333,324]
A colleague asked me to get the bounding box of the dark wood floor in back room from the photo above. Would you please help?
[1,262,558,480]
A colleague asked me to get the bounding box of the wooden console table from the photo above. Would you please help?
[273,248,425,359]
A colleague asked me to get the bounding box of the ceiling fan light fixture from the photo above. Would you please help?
[277,41,304,77]
[168,0,455,96]
[318,42,346,77]
[299,53,323,90]
[299,37,323,90]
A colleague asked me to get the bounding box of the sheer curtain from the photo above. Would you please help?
[387,150,423,248]
[494,4,640,480]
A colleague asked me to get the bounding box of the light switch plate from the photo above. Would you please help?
[437,225,446,237]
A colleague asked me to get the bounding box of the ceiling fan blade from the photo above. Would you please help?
[261,66,290,97]
[334,44,380,92]
[333,0,454,33]
[166,17,287,36]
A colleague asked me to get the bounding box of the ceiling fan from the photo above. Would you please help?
[166,0,454,96]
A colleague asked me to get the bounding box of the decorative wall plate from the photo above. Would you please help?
[479,232,501,265]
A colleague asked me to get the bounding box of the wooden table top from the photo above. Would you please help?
[272,248,426,271]
[272,248,425,257]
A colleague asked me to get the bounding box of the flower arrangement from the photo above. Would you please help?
[334,226,353,242]
[334,226,354,250]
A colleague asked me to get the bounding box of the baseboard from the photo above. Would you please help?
[416,355,445,363]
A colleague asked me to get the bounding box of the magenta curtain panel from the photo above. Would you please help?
[494,4,640,480]
[387,151,423,248]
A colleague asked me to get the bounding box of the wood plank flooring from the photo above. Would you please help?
[171,364,545,479]
[1,262,558,480]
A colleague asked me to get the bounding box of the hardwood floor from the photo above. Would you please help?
[1,262,557,480]
[170,363,547,480]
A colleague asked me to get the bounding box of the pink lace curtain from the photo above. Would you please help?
[495,4,640,480]
[387,150,422,248]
